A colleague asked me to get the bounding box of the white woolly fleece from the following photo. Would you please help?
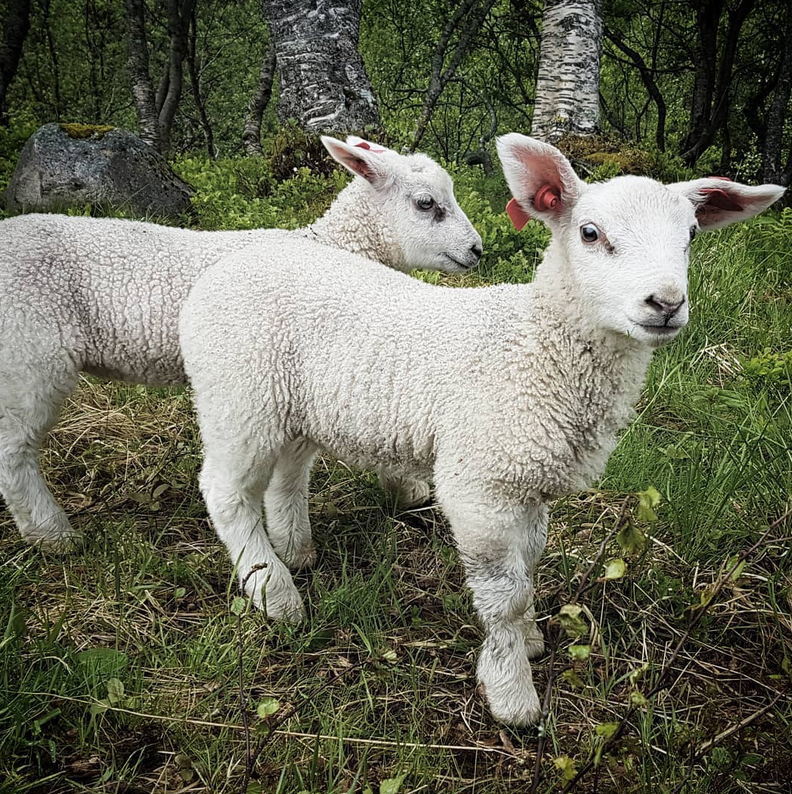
[179,134,784,727]
[0,136,480,547]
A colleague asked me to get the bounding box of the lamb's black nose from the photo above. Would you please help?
[645,294,685,321]
[471,243,483,259]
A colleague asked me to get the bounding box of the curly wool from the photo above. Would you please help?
[0,136,481,546]
[179,134,784,728]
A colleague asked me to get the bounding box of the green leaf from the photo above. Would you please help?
[106,678,124,704]
[557,604,588,639]
[381,649,398,663]
[603,558,626,580]
[617,522,647,555]
[637,486,661,522]
[561,669,586,688]
[174,587,186,599]
[380,775,406,794]
[595,721,620,739]
[629,690,648,707]
[568,644,590,661]
[553,755,578,782]
[256,697,280,718]
[726,554,746,581]
[231,596,247,616]
[628,664,649,684]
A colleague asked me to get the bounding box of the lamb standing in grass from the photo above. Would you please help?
[0,136,482,548]
[179,134,783,725]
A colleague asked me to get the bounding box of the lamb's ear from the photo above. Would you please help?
[321,135,390,188]
[668,178,786,231]
[344,135,394,155]
[495,133,585,230]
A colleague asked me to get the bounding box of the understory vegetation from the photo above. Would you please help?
[1,140,791,792]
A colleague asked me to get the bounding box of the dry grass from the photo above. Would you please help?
[3,219,792,793]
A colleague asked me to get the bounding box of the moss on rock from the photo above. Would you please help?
[59,123,115,140]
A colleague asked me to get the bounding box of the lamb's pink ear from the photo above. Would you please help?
[344,135,393,155]
[668,177,786,230]
[495,133,584,229]
[321,135,390,188]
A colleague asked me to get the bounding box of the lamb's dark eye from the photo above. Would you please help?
[580,224,600,243]
[416,195,435,211]
[689,225,698,242]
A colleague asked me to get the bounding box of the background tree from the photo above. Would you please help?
[262,0,380,134]
[532,0,604,142]
[242,40,276,156]
[0,0,31,126]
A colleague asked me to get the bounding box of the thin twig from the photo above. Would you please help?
[529,498,631,791]
[559,507,792,794]
[668,694,784,794]
[237,563,269,794]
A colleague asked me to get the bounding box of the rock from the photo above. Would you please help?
[3,123,194,220]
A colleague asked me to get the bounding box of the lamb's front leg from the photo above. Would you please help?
[438,486,547,726]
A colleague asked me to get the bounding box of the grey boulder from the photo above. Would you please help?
[3,123,194,220]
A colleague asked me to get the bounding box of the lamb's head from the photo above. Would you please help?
[497,133,785,348]
[321,136,483,273]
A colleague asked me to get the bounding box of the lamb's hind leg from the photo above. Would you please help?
[264,437,318,571]
[200,444,305,622]
[0,361,80,549]
[377,469,432,509]
[437,481,547,726]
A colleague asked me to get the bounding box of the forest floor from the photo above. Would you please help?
[1,170,792,793]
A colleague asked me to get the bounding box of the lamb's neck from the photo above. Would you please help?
[299,179,406,270]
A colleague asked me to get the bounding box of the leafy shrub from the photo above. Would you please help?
[742,348,792,388]
[269,123,339,182]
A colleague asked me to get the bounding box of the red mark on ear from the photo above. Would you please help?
[354,141,385,154]
[707,175,732,181]
[506,198,531,230]
[534,184,560,212]
[700,187,743,213]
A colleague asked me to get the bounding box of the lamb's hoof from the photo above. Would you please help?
[23,522,83,554]
[283,541,317,572]
[483,681,542,727]
[393,478,432,509]
[247,568,306,623]
[526,627,545,660]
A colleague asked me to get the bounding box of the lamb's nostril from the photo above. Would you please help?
[645,294,685,317]
[471,244,483,258]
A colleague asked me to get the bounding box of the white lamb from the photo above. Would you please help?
[0,136,482,548]
[179,133,783,726]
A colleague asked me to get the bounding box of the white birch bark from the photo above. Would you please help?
[532,0,603,143]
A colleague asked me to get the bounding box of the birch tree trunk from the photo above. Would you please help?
[531,0,603,143]
[242,40,277,156]
[262,0,380,133]
[124,0,160,148]
[0,0,31,125]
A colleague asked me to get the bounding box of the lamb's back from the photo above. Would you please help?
[0,213,284,385]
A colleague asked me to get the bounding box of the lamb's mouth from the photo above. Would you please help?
[443,252,475,269]
[638,323,682,336]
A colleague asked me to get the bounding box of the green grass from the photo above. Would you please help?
[1,180,792,792]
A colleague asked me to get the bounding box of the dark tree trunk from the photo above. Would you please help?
[0,0,31,125]
[410,0,497,151]
[242,40,276,156]
[262,0,380,134]
[124,0,160,148]
[681,0,722,156]
[157,0,196,155]
[680,0,755,166]
[187,4,214,157]
[532,0,604,143]
[605,28,666,151]
[763,5,792,185]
